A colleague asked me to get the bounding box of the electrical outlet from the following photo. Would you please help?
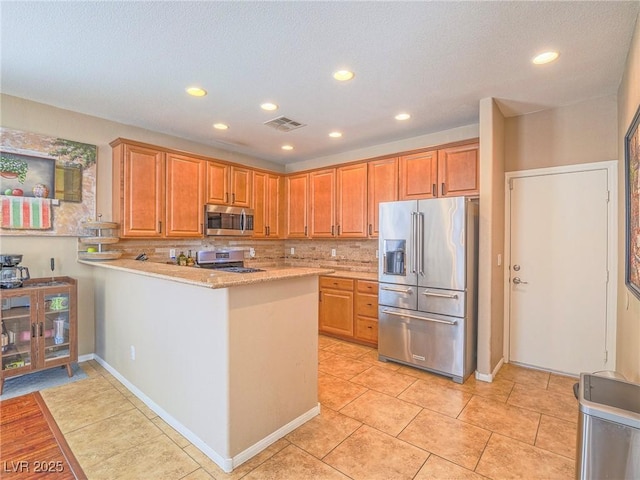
[331,248,336,257]
[169,248,176,259]
[130,345,136,360]
[375,249,379,258]
[290,247,295,255]
[249,247,256,258]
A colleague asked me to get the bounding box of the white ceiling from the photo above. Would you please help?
[2,1,638,165]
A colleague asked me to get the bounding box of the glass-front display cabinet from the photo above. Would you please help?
[0,277,77,394]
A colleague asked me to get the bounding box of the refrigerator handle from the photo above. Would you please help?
[418,212,424,276]
[411,212,417,274]
[382,309,457,325]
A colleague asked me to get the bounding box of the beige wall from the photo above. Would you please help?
[617,13,640,383]
[477,98,506,377]
[504,95,618,172]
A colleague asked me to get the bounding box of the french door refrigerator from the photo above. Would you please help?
[378,196,478,383]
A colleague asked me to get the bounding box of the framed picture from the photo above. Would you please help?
[625,104,640,300]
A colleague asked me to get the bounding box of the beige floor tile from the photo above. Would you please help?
[452,375,515,403]
[459,395,540,444]
[535,415,578,459]
[339,389,421,436]
[45,385,135,434]
[496,363,550,388]
[318,335,339,349]
[324,425,429,480]
[87,360,111,376]
[319,372,368,411]
[398,408,491,470]
[64,408,163,468]
[323,341,372,359]
[105,375,132,395]
[181,468,214,480]
[318,354,371,380]
[79,361,101,377]
[399,379,473,417]
[127,393,159,419]
[152,416,191,448]
[395,364,458,386]
[508,383,579,423]
[40,375,115,408]
[318,349,334,362]
[414,455,488,480]
[547,373,579,396]
[359,349,402,370]
[185,438,291,480]
[83,434,199,480]
[243,444,349,480]
[476,434,575,479]
[350,366,417,396]
[285,407,361,459]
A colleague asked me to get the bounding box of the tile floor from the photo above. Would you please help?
[39,335,579,479]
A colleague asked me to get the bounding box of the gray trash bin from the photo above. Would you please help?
[576,373,640,479]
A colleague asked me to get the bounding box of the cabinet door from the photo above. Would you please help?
[399,150,438,200]
[252,171,268,238]
[41,285,76,369]
[286,173,309,238]
[1,292,34,375]
[319,288,354,337]
[336,163,368,238]
[310,169,336,238]
[230,166,252,207]
[437,143,479,197]
[367,158,398,237]
[122,144,164,237]
[206,161,229,204]
[165,153,205,237]
[266,174,282,238]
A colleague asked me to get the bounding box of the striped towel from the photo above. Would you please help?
[0,196,52,229]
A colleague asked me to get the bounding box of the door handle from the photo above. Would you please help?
[512,277,528,285]
[382,309,457,325]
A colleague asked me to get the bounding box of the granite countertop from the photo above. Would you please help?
[78,259,334,290]
[324,270,378,281]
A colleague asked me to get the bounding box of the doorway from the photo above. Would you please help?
[504,161,617,375]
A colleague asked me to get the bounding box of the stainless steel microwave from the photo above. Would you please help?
[204,204,254,236]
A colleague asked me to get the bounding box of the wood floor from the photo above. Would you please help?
[0,392,85,479]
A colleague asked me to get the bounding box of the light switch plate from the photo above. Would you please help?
[331,248,336,257]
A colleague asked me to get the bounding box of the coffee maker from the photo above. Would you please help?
[0,254,30,289]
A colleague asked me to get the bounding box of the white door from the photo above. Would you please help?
[508,168,611,375]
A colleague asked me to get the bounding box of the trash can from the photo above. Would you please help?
[576,373,640,479]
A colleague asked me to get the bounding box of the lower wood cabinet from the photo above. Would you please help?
[319,276,378,347]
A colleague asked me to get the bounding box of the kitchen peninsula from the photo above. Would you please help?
[80,259,331,472]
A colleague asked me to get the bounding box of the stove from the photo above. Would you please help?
[195,250,264,273]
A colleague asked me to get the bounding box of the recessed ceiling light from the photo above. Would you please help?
[186,86,207,97]
[261,102,279,111]
[532,51,559,65]
[333,70,354,82]
[213,123,229,130]
[395,113,411,121]
[281,145,294,151]
[329,131,343,138]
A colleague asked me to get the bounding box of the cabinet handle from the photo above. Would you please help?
[39,322,44,337]
[32,324,36,338]
[304,226,308,236]
[158,221,162,233]
[226,193,229,203]
[331,225,335,236]
[337,225,341,236]
[368,224,372,236]
[441,183,446,196]
[432,184,436,196]
[268,226,271,236]
[232,193,235,204]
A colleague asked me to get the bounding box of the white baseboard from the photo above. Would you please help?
[77,353,95,363]
[475,357,504,383]
[92,355,319,473]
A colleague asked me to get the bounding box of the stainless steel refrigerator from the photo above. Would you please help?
[378,196,478,383]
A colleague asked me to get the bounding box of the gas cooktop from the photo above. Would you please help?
[215,266,264,274]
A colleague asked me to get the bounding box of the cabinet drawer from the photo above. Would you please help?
[356,293,378,318]
[356,317,378,342]
[320,276,354,291]
[357,280,378,294]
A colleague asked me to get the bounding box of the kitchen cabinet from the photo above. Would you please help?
[318,276,378,347]
[206,161,252,207]
[0,277,77,394]
[399,142,479,200]
[111,139,205,238]
[253,172,283,238]
[367,157,399,237]
[285,173,309,238]
[307,164,368,239]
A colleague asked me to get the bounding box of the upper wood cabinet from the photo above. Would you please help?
[165,153,205,238]
[437,143,479,197]
[399,142,479,199]
[253,172,283,238]
[309,169,336,238]
[285,173,309,238]
[206,162,252,207]
[336,163,368,238]
[367,158,398,237]
[111,139,205,238]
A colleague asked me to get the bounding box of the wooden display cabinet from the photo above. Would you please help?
[0,277,77,394]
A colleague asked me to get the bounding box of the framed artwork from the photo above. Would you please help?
[0,128,97,235]
[625,105,640,300]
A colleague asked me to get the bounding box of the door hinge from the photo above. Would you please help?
[605,350,608,363]
[508,178,514,190]
[606,190,610,202]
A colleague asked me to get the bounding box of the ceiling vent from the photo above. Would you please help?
[264,116,306,132]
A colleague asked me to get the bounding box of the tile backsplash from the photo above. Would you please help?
[88,237,378,273]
